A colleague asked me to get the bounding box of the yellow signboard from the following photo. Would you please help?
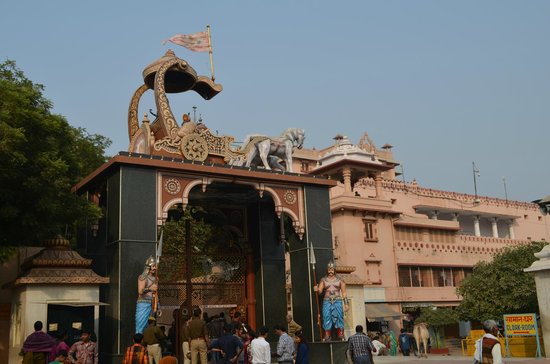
[504,314,536,336]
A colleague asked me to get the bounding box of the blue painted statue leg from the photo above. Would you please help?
[135,301,151,334]
[322,300,332,341]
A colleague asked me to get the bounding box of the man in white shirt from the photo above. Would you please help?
[250,326,271,364]
[473,320,504,364]
[371,335,389,356]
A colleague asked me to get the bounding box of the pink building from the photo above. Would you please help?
[292,133,550,337]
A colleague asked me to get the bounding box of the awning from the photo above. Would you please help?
[365,303,403,322]
[36,301,110,307]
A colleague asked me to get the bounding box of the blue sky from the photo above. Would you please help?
[1,1,549,202]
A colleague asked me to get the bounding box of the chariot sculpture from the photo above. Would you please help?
[127,50,304,173]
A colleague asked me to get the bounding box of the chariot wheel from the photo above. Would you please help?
[181,133,209,161]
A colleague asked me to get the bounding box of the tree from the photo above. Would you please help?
[0,60,111,255]
[457,241,547,322]
[415,307,458,348]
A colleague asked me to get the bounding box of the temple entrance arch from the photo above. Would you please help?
[157,202,251,320]
[74,156,336,363]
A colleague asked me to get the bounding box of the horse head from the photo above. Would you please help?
[285,128,305,149]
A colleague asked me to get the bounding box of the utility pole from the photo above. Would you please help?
[472,162,480,203]
[503,177,508,205]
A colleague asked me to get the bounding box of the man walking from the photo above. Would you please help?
[473,320,504,364]
[68,330,98,364]
[183,308,209,364]
[347,325,376,364]
[273,324,294,364]
[249,326,270,364]
[143,317,166,364]
[122,333,149,364]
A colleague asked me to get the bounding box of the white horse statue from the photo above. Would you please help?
[235,128,305,172]
[413,322,429,358]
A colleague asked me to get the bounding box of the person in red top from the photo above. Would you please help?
[123,333,149,364]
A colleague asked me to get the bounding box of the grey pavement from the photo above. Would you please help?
[373,354,550,363]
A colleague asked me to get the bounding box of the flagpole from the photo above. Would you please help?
[207,25,215,82]
[310,245,323,340]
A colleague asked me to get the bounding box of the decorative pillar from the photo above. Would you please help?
[374,175,384,199]
[525,245,550,357]
[509,220,516,239]
[473,216,481,237]
[452,213,459,222]
[491,217,499,238]
[342,167,352,195]
[430,210,439,220]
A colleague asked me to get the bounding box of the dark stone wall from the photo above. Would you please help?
[98,166,157,362]
[87,164,334,361]
[252,199,287,339]
[291,185,334,343]
[310,341,349,363]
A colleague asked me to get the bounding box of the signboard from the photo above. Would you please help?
[503,314,537,336]
[503,313,541,358]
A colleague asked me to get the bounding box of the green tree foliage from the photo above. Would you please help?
[160,207,214,282]
[415,307,459,348]
[457,241,547,322]
[0,60,111,253]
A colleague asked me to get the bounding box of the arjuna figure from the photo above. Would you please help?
[316,262,348,341]
[136,256,158,334]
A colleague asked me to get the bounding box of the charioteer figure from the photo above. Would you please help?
[315,262,348,341]
[136,256,158,334]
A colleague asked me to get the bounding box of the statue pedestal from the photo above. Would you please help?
[310,341,349,364]
[525,245,550,358]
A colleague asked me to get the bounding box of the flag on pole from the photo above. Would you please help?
[162,32,210,52]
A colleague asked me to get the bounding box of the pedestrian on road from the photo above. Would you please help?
[371,336,389,356]
[122,333,149,364]
[286,314,302,338]
[211,324,243,364]
[184,308,209,364]
[21,321,57,364]
[398,328,412,356]
[473,319,504,364]
[143,317,166,364]
[294,332,309,364]
[50,350,68,364]
[249,326,270,364]
[273,324,294,364]
[347,325,376,364]
[68,329,98,364]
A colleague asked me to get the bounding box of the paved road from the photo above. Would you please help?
[374,355,549,363]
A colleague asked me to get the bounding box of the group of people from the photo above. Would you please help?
[21,321,98,364]
[123,306,310,364]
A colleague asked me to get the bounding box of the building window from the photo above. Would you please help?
[363,219,378,242]
[398,265,473,287]
[365,261,382,284]
[300,162,310,173]
[398,266,411,287]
